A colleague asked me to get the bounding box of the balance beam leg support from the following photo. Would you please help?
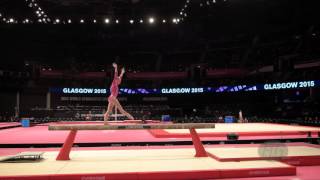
[189,128,208,157]
[56,129,77,160]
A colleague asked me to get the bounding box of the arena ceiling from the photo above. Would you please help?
[0,0,319,66]
[1,0,317,23]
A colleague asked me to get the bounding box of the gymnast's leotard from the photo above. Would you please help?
[108,77,120,101]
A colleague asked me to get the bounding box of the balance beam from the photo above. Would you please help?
[48,123,215,161]
[49,123,215,131]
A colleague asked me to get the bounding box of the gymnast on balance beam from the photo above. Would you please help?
[104,63,134,125]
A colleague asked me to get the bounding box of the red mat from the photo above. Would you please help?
[5,144,320,180]
[0,124,317,144]
[0,142,317,156]
[149,129,318,138]
[0,122,20,128]
[0,166,295,180]
[205,143,320,166]
[209,153,320,166]
[214,166,320,180]
[51,120,160,125]
[0,125,158,144]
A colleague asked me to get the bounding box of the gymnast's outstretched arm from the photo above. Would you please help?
[112,62,118,78]
[118,67,125,84]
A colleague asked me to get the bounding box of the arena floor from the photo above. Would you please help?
[0,122,318,145]
[0,122,319,179]
[0,147,296,179]
[166,123,320,133]
[150,123,320,137]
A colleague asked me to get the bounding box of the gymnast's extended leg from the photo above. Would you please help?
[113,98,134,120]
[104,100,115,125]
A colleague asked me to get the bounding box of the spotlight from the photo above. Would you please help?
[9,18,14,23]
[115,19,119,23]
[139,19,143,23]
[104,18,109,24]
[38,19,42,22]
[0,13,2,17]
[80,19,84,23]
[25,19,29,23]
[148,17,154,24]
[129,19,134,24]
[213,0,216,3]
[162,19,166,23]
[55,19,60,23]
[68,19,71,23]
[172,18,177,23]
[93,19,97,23]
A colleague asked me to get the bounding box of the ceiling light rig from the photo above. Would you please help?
[0,13,178,25]
[178,0,190,22]
[0,4,180,26]
[200,0,219,7]
[0,0,226,25]
[53,17,178,25]
[201,0,227,7]
[0,12,18,24]
[22,18,31,24]
[178,0,225,21]
[25,0,50,23]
